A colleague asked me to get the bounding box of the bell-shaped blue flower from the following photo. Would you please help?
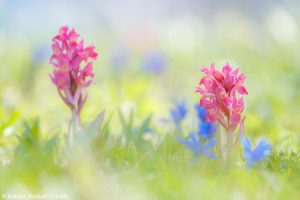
[170,100,188,125]
[194,104,216,139]
[241,136,272,166]
[194,104,206,121]
[178,133,216,159]
[198,121,216,139]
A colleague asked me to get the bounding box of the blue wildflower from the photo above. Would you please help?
[142,50,167,74]
[179,133,216,159]
[194,104,216,139]
[241,136,272,166]
[194,104,206,121]
[170,100,188,125]
[198,121,216,139]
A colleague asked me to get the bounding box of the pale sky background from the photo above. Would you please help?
[1,0,299,40]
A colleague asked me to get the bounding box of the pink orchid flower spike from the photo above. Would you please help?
[196,62,248,160]
[49,26,98,145]
[196,63,248,133]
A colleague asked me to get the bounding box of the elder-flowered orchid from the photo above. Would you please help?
[196,63,247,133]
[241,136,272,166]
[49,26,98,145]
[50,26,97,118]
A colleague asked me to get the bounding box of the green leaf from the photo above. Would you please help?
[118,108,134,140]
[137,114,152,135]
[127,141,138,165]
[74,111,105,146]
[44,136,58,154]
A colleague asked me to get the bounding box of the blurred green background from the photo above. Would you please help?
[1,0,300,199]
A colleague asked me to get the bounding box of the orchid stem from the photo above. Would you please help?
[226,131,233,163]
[67,109,81,147]
[216,125,222,158]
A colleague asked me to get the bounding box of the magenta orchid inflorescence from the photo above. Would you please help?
[196,63,248,133]
[50,26,98,116]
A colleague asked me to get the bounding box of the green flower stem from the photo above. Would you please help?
[67,109,81,146]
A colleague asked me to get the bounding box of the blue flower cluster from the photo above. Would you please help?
[178,133,216,159]
[241,136,272,166]
[175,103,217,159]
[194,105,216,140]
[170,101,272,166]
